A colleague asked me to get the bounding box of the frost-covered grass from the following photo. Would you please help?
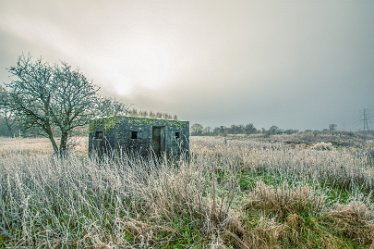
[0,135,374,248]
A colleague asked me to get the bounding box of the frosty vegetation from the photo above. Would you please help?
[0,134,373,248]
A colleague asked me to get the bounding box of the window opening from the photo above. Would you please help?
[95,131,103,139]
[175,132,180,139]
[131,131,138,139]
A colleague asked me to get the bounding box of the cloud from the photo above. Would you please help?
[0,0,373,130]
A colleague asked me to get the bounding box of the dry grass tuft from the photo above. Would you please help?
[121,218,180,248]
[245,181,325,220]
[310,142,334,151]
[145,164,208,221]
[322,201,374,245]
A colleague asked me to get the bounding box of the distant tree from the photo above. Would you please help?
[230,124,243,134]
[329,124,337,131]
[267,125,282,135]
[0,86,18,136]
[244,123,257,134]
[0,109,19,137]
[220,126,228,136]
[284,129,299,135]
[191,123,204,136]
[5,55,100,156]
[213,127,221,135]
[96,97,127,117]
[203,126,212,135]
[0,85,6,106]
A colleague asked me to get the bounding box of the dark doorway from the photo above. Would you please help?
[94,131,106,158]
[152,126,165,156]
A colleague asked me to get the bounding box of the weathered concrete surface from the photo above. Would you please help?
[89,116,189,159]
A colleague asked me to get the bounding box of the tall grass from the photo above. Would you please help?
[0,136,374,248]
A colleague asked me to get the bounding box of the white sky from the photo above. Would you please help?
[1,0,373,130]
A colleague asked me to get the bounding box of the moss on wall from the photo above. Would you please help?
[89,116,119,135]
[103,116,118,134]
[88,120,100,134]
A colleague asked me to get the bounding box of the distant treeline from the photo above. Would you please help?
[190,123,374,137]
[190,123,299,136]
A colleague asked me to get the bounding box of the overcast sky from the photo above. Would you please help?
[1,0,373,130]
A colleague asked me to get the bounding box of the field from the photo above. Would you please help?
[1,132,374,248]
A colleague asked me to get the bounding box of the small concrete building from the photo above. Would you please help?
[89,116,189,159]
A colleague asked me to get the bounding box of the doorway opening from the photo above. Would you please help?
[152,126,165,156]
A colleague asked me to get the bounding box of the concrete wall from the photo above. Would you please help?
[89,116,189,159]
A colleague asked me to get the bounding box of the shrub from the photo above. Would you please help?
[310,142,334,151]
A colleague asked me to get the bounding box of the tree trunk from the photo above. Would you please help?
[59,131,69,157]
[4,117,14,137]
[45,126,58,155]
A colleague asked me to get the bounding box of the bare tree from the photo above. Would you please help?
[329,124,337,132]
[191,123,204,136]
[6,55,99,156]
[0,86,17,136]
[0,85,6,106]
[0,110,18,137]
[96,97,127,117]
